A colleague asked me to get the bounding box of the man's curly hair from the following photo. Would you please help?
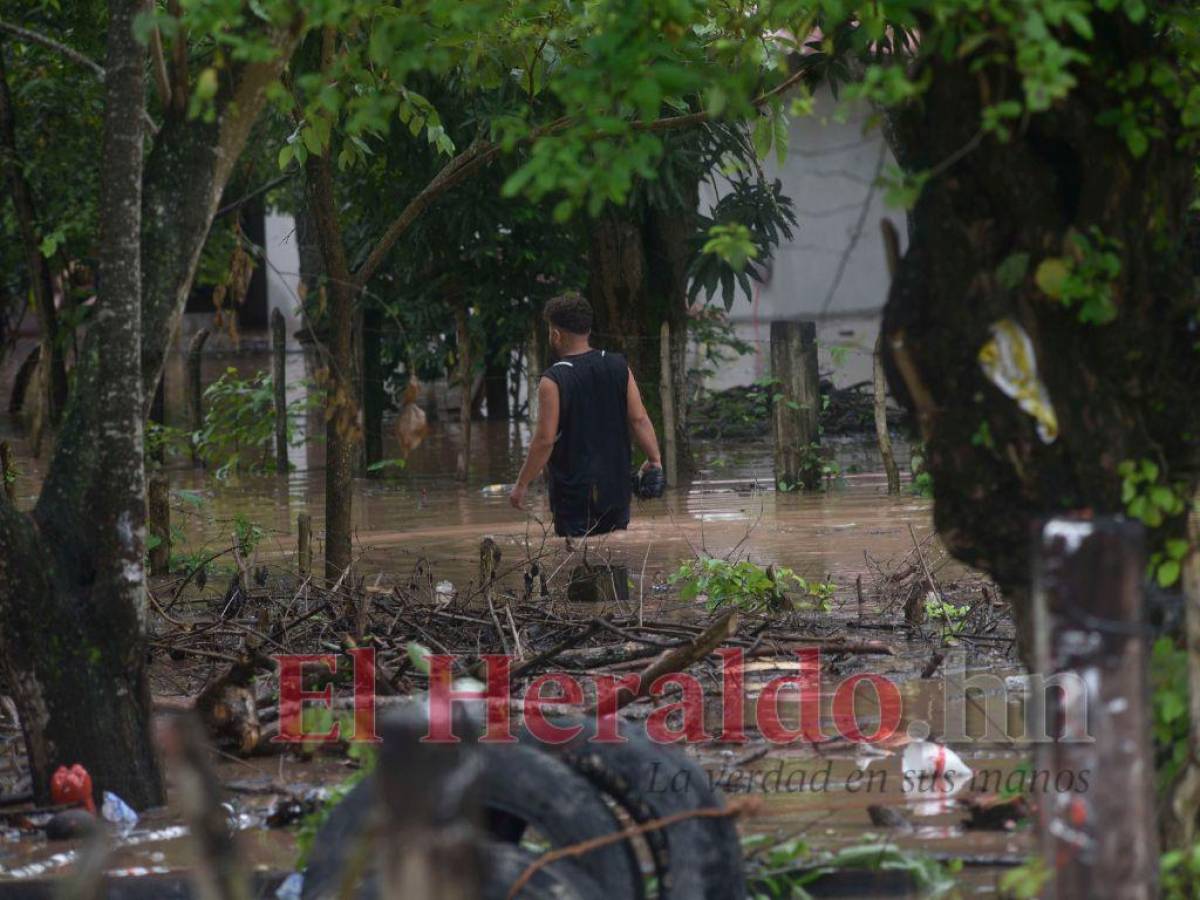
[543,292,593,335]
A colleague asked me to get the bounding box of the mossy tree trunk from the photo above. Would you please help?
[882,13,1200,653]
[0,11,301,808]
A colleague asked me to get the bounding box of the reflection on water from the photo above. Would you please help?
[3,347,926,590]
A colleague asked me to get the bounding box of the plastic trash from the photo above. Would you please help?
[480,483,515,495]
[275,872,304,900]
[102,791,138,834]
[50,764,95,814]
[978,318,1058,443]
[434,580,456,603]
[901,741,972,816]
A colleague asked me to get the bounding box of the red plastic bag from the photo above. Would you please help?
[50,764,95,814]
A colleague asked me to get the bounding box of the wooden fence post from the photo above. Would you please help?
[187,328,210,466]
[659,321,678,487]
[769,320,820,489]
[271,309,288,474]
[377,708,484,898]
[297,512,312,577]
[1032,516,1157,899]
[148,473,170,576]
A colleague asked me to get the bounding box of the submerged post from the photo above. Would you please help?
[377,708,483,898]
[659,321,678,487]
[271,309,288,474]
[1032,516,1157,899]
[770,320,820,489]
[187,328,210,466]
[297,512,312,578]
[148,473,170,576]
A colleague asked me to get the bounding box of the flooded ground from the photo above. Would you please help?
[0,347,1032,897]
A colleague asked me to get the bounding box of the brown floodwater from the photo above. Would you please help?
[0,347,1031,896]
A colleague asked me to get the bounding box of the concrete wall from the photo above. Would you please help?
[693,90,905,390]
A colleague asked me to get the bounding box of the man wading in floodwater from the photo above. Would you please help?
[510,293,664,536]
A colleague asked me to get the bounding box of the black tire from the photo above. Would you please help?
[482,842,608,900]
[302,743,643,899]
[524,718,747,900]
[479,742,644,898]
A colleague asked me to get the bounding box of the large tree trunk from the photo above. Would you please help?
[0,0,161,808]
[882,14,1200,651]
[0,13,302,807]
[0,48,68,429]
[304,141,358,581]
[299,28,360,582]
[588,192,695,478]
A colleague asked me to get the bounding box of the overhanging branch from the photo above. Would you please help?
[350,67,809,291]
[0,18,104,78]
[0,17,160,133]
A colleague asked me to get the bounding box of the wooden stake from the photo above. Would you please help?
[297,512,312,577]
[769,321,820,489]
[186,328,209,466]
[876,220,902,494]
[148,473,170,576]
[271,309,288,474]
[1032,517,1157,899]
[659,321,678,487]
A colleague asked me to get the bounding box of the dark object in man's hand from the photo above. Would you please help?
[633,465,666,499]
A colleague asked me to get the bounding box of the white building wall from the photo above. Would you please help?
[694,90,905,390]
[263,211,305,344]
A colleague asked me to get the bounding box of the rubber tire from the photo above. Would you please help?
[482,842,608,900]
[478,742,643,898]
[302,743,643,899]
[524,718,747,900]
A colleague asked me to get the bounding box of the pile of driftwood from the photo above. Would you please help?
[137,509,1019,761]
[142,533,911,757]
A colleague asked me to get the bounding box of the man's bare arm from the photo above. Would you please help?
[627,371,662,469]
[510,377,560,508]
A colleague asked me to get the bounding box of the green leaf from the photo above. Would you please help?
[1035,258,1070,298]
[1157,559,1181,588]
[1165,540,1189,560]
[996,252,1030,289]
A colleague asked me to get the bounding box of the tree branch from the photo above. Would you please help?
[0,17,159,134]
[350,66,809,291]
[352,138,502,289]
[149,25,172,110]
[0,18,105,78]
[214,170,294,220]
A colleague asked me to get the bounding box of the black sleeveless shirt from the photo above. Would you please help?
[541,349,632,535]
